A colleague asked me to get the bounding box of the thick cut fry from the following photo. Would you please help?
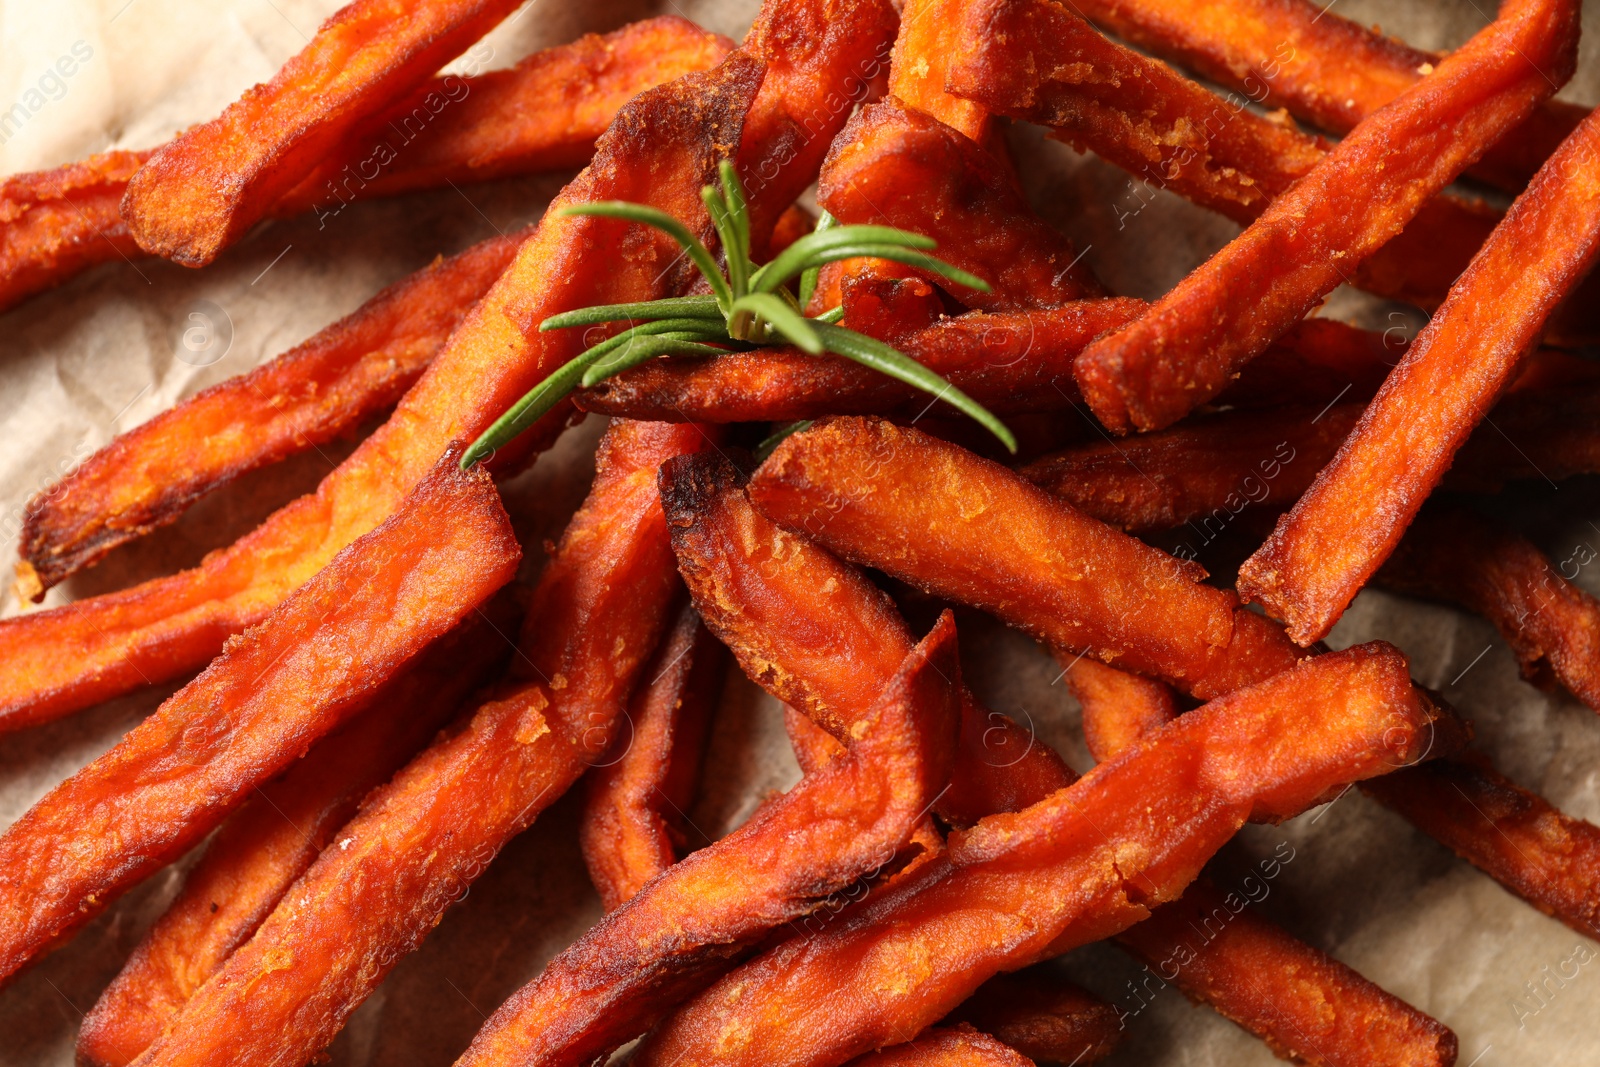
[0,0,880,730]
[1030,0,1579,431]
[658,450,1070,824]
[121,0,527,265]
[0,451,519,982]
[0,150,149,312]
[1239,108,1600,644]
[819,102,1101,310]
[888,0,992,142]
[1380,507,1600,714]
[129,421,711,1067]
[1068,0,1587,192]
[1062,656,1176,762]
[457,611,961,1067]
[1363,756,1600,940]
[846,1026,1033,1067]
[580,602,726,912]
[635,644,1439,1067]
[17,230,525,597]
[750,418,1305,700]
[0,20,729,311]
[945,973,1121,1066]
[75,596,518,1067]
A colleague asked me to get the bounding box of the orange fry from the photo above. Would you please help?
[0,0,881,731]
[635,644,1439,1067]
[818,101,1102,310]
[121,0,527,265]
[18,229,525,597]
[74,595,518,1067]
[1380,506,1600,714]
[972,0,1579,431]
[846,1025,1033,1067]
[1068,0,1587,192]
[0,19,729,311]
[1062,656,1177,762]
[1450,382,1600,491]
[457,610,961,1067]
[0,450,519,982]
[1239,107,1600,644]
[945,972,1122,1066]
[580,602,726,912]
[129,421,712,1067]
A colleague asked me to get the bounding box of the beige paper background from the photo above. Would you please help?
[1,0,1598,1063]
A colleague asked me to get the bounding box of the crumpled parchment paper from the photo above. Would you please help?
[1,0,1597,1063]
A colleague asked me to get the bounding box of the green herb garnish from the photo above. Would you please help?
[461,162,1015,469]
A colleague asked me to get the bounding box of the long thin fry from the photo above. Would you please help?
[1239,107,1600,644]
[0,450,520,982]
[962,0,1579,431]
[456,610,961,1067]
[74,595,519,1067]
[635,644,1440,1067]
[121,0,528,266]
[0,19,730,311]
[1068,0,1587,192]
[580,602,725,912]
[129,420,713,1067]
[0,0,880,731]
[18,228,526,597]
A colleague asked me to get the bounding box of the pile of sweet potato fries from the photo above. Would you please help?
[1,0,1598,1063]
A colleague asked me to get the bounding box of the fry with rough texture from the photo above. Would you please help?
[580,602,725,912]
[659,450,1069,824]
[1380,507,1600,714]
[750,418,1305,699]
[0,450,519,981]
[1067,0,1586,193]
[0,19,730,311]
[945,972,1121,1066]
[1239,107,1600,644]
[75,595,518,1067]
[636,644,1440,1067]
[121,0,526,265]
[17,229,525,598]
[0,0,883,730]
[1062,656,1177,761]
[457,610,961,1067]
[888,0,993,143]
[846,1025,1033,1067]
[1362,756,1600,940]
[129,420,712,1067]
[819,101,1101,310]
[1035,0,1579,431]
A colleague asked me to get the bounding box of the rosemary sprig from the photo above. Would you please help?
[461,162,1014,469]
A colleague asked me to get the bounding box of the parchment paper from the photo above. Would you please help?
[1,0,1598,1063]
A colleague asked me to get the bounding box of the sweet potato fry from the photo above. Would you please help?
[128,420,712,1067]
[1238,108,1600,645]
[1362,755,1600,940]
[887,0,994,143]
[750,418,1306,700]
[1062,656,1177,762]
[121,0,527,266]
[787,703,847,772]
[1379,507,1600,714]
[17,229,526,597]
[75,594,518,1067]
[819,101,1102,310]
[0,450,519,982]
[989,0,1580,431]
[659,450,1067,824]
[1448,382,1600,493]
[0,150,149,313]
[945,972,1121,1066]
[0,0,881,730]
[1067,0,1587,193]
[635,644,1439,1067]
[846,1025,1033,1067]
[0,20,729,311]
[580,602,725,912]
[456,610,961,1067]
